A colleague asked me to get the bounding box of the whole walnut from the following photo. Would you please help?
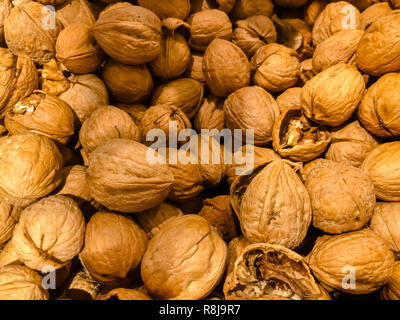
[360,2,392,29]
[141,214,227,300]
[79,105,141,153]
[0,203,21,247]
[5,91,76,145]
[312,29,363,73]
[325,121,378,168]
[250,44,301,93]
[0,133,63,207]
[193,95,224,131]
[358,73,400,137]
[369,202,400,253]
[102,59,153,104]
[304,0,328,26]
[92,3,162,65]
[198,195,238,242]
[224,86,280,145]
[233,159,312,249]
[12,195,85,271]
[224,243,327,300]
[137,0,191,20]
[356,12,400,76]
[312,2,361,46]
[80,211,148,286]
[301,63,365,126]
[184,134,225,188]
[86,139,175,213]
[0,48,38,117]
[4,2,62,65]
[151,78,204,119]
[59,74,109,123]
[0,0,11,43]
[231,0,274,20]
[232,15,277,58]
[140,104,192,147]
[276,87,302,113]
[56,0,96,28]
[187,9,232,51]
[305,160,376,234]
[203,39,250,98]
[272,106,331,162]
[160,148,204,201]
[0,265,48,300]
[362,142,400,201]
[381,261,400,300]
[184,52,205,83]
[135,202,183,239]
[149,18,191,80]
[307,229,394,294]
[225,145,280,185]
[56,23,105,74]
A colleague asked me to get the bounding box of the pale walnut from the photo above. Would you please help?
[80,211,148,286]
[141,214,227,300]
[307,229,394,294]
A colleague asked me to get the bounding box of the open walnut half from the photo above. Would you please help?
[272,106,331,162]
[223,243,328,300]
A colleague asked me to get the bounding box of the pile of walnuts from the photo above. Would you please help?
[0,0,400,301]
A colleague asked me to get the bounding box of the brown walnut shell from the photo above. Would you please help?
[140,104,192,147]
[0,133,63,207]
[325,120,379,168]
[56,23,105,74]
[0,48,38,118]
[380,261,400,300]
[0,240,19,267]
[79,105,141,152]
[356,11,400,76]
[193,95,224,132]
[307,229,394,294]
[233,159,312,249]
[5,90,76,145]
[391,0,400,9]
[312,2,361,46]
[304,0,328,26]
[96,288,152,300]
[0,0,11,44]
[360,2,392,29]
[329,0,373,11]
[56,165,91,203]
[102,59,153,105]
[62,269,101,300]
[59,74,109,123]
[151,78,204,120]
[312,29,363,73]
[232,15,277,58]
[4,2,62,65]
[223,243,326,300]
[92,3,162,65]
[275,0,309,8]
[141,214,227,300]
[80,211,148,286]
[272,106,331,162]
[224,86,280,145]
[0,265,48,300]
[369,202,400,253]
[116,104,147,126]
[187,9,232,52]
[301,63,365,126]
[184,52,205,83]
[231,0,274,20]
[0,204,21,247]
[40,59,71,97]
[86,139,175,213]
[203,39,250,98]
[361,142,400,201]
[358,73,400,137]
[250,44,301,93]
[276,87,302,113]
[282,18,314,60]
[137,0,191,20]
[198,195,238,242]
[56,0,96,28]
[149,18,191,80]
[135,202,183,239]
[12,195,85,271]
[305,160,376,234]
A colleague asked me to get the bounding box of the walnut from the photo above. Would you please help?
[56,0,96,28]
[62,269,101,300]
[0,133,63,207]
[276,87,302,113]
[137,0,191,20]
[360,2,392,29]
[12,195,85,271]
[303,0,328,26]
[231,0,274,20]
[184,52,205,83]
[141,215,227,299]
[80,211,148,286]
[380,261,400,300]
[193,95,224,132]
[86,139,175,213]
[96,288,152,300]
[0,203,21,247]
